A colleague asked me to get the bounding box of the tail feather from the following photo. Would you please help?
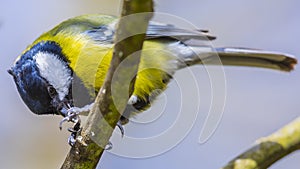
[215,47,297,72]
[184,47,297,72]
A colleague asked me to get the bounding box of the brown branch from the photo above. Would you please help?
[61,1,154,168]
[221,117,300,169]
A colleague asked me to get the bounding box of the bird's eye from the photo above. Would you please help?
[47,86,57,98]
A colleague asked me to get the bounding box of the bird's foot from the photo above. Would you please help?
[58,103,124,147]
[59,106,84,146]
[67,121,82,146]
[59,106,82,130]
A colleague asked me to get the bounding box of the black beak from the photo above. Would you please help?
[7,68,16,77]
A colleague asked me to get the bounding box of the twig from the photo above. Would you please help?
[221,117,300,169]
[61,1,153,168]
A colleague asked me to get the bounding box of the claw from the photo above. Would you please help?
[59,116,70,130]
[105,142,113,150]
[117,121,125,137]
[68,133,77,146]
[68,124,81,133]
[67,127,77,133]
[58,105,85,146]
[59,107,80,130]
[67,124,82,146]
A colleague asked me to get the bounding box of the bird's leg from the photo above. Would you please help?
[59,103,94,130]
[67,120,81,146]
[58,98,130,146]
[59,103,93,146]
[59,108,81,130]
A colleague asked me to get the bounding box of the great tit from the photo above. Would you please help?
[8,14,297,144]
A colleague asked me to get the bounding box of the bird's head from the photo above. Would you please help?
[8,41,73,116]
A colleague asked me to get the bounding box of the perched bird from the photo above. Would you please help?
[8,14,297,145]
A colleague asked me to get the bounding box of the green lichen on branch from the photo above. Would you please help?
[221,117,300,169]
[60,1,154,169]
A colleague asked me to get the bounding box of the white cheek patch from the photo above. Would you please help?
[34,51,72,100]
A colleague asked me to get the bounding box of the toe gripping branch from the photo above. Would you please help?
[58,103,125,147]
[59,107,83,146]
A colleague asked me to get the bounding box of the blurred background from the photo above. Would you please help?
[1,0,300,168]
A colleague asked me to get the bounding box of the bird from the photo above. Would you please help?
[8,14,297,145]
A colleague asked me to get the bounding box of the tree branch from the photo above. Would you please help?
[221,117,300,169]
[61,1,153,168]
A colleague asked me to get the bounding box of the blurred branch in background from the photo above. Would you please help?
[221,117,300,169]
[61,1,154,169]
